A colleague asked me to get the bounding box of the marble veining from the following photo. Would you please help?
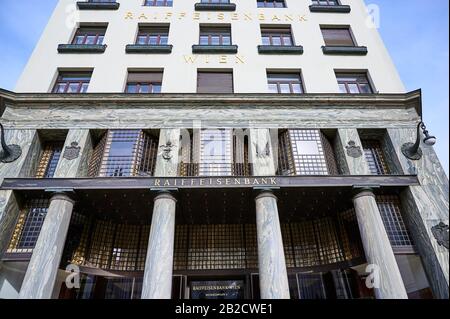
[19,195,74,299]
[154,129,180,177]
[337,129,371,176]
[141,195,176,299]
[0,190,19,257]
[255,193,290,299]
[251,129,276,176]
[54,129,92,178]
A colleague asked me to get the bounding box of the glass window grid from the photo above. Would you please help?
[261,28,293,46]
[199,27,232,46]
[361,139,390,175]
[257,0,286,8]
[136,28,169,45]
[72,27,106,45]
[289,130,329,175]
[267,73,303,94]
[312,0,339,5]
[52,72,92,94]
[376,195,414,247]
[144,0,173,7]
[336,73,373,94]
[7,199,50,253]
[199,129,233,176]
[35,142,64,178]
[125,82,162,94]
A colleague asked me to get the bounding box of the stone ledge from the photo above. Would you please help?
[126,44,173,54]
[76,1,120,10]
[57,44,107,53]
[322,46,368,55]
[258,45,304,54]
[309,5,351,13]
[192,44,238,54]
[194,3,236,11]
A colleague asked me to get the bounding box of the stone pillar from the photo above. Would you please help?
[19,191,75,299]
[141,191,177,299]
[0,191,20,258]
[54,129,93,178]
[335,129,371,175]
[353,188,408,299]
[255,190,290,299]
[387,128,449,299]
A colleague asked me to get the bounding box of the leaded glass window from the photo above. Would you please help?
[36,142,64,178]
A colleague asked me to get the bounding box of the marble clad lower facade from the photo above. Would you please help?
[0,90,448,299]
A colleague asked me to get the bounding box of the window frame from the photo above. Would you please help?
[261,27,294,46]
[321,26,357,47]
[336,72,374,94]
[267,72,304,94]
[144,0,173,7]
[72,26,107,45]
[199,26,232,46]
[52,72,92,94]
[135,26,169,45]
[257,0,287,8]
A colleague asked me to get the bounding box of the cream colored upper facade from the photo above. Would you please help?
[15,0,405,94]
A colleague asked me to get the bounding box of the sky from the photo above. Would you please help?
[0,0,448,174]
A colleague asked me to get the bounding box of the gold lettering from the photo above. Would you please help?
[165,12,173,20]
[178,12,186,20]
[125,12,134,20]
[205,55,210,64]
[235,55,245,64]
[217,13,225,20]
[207,13,212,20]
[258,14,266,21]
[299,15,307,22]
[154,179,161,186]
[284,14,294,21]
[244,13,252,21]
[272,15,281,22]
[219,55,227,64]
[193,12,201,20]
[138,13,148,20]
[183,55,198,63]
[231,13,239,20]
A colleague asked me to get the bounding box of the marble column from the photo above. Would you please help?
[141,191,177,299]
[387,128,449,299]
[0,191,20,258]
[255,190,290,299]
[19,192,75,299]
[353,188,408,299]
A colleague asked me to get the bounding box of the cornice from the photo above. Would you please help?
[0,88,422,116]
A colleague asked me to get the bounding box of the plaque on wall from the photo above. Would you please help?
[190,280,244,299]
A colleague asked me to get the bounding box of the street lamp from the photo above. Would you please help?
[401,121,437,160]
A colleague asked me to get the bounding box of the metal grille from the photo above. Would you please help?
[282,210,364,268]
[362,139,390,175]
[376,195,414,247]
[278,129,336,175]
[174,224,258,270]
[35,142,64,178]
[88,132,107,177]
[93,130,158,177]
[7,199,50,253]
[70,220,150,272]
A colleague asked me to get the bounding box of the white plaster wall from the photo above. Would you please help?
[15,0,405,94]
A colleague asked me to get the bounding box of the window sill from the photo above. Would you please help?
[309,5,351,13]
[192,44,238,54]
[126,44,173,54]
[258,45,304,54]
[322,46,368,55]
[58,44,107,53]
[194,3,236,11]
[76,1,120,10]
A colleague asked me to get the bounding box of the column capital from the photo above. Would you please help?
[352,185,380,200]
[151,188,178,202]
[44,188,76,204]
[254,187,279,201]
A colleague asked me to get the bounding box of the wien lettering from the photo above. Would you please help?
[153,177,277,188]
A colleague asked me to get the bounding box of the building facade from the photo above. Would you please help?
[0,0,448,299]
